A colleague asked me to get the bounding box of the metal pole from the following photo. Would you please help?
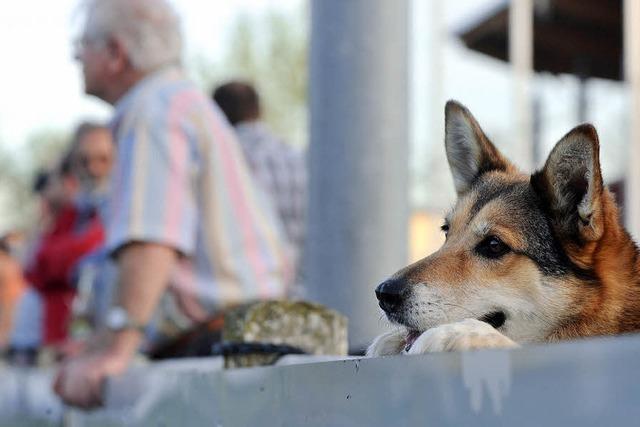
[625,0,640,240]
[510,0,534,171]
[577,76,587,123]
[430,0,444,151]
[532,93,542,167]
[307,0,409,349]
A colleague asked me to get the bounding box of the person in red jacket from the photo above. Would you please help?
[24,123,114,348]
[25,163,95,346]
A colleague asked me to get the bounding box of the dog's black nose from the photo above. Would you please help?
[375,278,406,312]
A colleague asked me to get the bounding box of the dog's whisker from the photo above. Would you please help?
[427,303,450,323]
[441,302,479,318]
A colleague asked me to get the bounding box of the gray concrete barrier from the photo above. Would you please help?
[3,334,640,426]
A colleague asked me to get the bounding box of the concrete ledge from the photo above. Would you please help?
[5,334,640,426]
[65,334,640,426]
[0,366,61,426]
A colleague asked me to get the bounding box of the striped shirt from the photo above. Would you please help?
[107,67,290,324]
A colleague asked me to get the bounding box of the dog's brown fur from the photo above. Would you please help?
[368,101,640,356]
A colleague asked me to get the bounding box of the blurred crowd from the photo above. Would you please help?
[0,0,307,409]
[1,123,113,364]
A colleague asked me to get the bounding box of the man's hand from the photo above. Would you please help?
[53,348,131,409]
[53,242,177,408]
[53,243,178,408]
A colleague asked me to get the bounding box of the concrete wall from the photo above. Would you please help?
[5,335,640,426]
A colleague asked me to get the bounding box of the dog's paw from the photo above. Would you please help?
[366,329,407,357]
[406,319,519,354]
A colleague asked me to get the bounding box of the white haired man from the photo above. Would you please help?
[55,0,290,408]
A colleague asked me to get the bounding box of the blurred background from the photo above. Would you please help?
[0,0,631,253]
[0,0,636,349]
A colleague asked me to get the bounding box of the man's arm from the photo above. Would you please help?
[54,241,178,408]
[107,241,178,358]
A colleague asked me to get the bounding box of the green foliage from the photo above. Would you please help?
[24,129,70,172]
[0,129,70,232]
[0,146,35,232]
[190,5,309,148]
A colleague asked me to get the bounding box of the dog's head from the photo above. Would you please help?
[377,101,612,347]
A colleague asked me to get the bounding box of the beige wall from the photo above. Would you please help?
[408,211,445,263]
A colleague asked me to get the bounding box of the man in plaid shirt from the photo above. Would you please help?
[213,82,307,281]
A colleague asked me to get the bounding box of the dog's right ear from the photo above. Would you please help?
[445,101,513,196]
[531,124,604,243]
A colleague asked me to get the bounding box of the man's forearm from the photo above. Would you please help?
[107,242,178,358]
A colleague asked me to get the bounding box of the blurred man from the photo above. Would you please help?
[69,122,114,241]
[72,122,114,196]
[56,0,289,408]
[213,82,307,282]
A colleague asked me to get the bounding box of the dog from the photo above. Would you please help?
[367,100,640,356]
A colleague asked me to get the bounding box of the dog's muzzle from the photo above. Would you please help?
[375,278,406,313]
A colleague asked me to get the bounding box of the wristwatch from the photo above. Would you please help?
[105,306,147,333]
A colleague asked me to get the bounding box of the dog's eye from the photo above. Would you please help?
[440,223,449,234]
[476,236,510,259]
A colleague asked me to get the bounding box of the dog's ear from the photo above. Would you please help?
[531,124,604,242]
[445,100,513,195]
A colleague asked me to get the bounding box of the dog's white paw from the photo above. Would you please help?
[406,319,519,354]
[366,329,407,357]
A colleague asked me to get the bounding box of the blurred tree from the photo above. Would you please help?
[0,146,31,231]
[23,129,69,173]
[0,129,70,232]
[190,5,309,148]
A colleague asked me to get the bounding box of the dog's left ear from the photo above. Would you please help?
[531,124,604,242]
[445,101,514,195]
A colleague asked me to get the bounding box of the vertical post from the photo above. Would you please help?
[625,0,640,239]
[532,94,542,167]
[509,0,534,171]
[307,0,409,349]
[429,0,444,150]
[577,76,587,123]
